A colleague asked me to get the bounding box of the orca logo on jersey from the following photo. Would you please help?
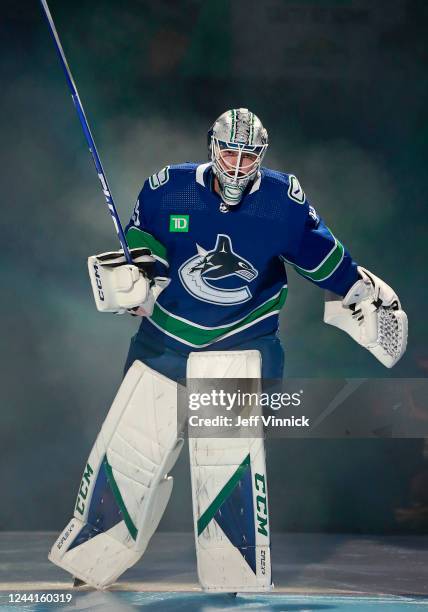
[179,234,258,305]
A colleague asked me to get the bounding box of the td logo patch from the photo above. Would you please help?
[170,215,189,232]
[179,234,258,305]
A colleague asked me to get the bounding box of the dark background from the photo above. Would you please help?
[1,0,427,533]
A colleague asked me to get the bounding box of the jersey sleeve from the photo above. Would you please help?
[282,203,359,297]
[125,179,169,276]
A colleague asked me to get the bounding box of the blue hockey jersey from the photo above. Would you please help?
[125,162,358,353]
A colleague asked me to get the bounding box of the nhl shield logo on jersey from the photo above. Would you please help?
[179,234,258,305]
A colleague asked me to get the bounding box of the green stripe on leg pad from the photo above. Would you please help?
[197,454,251,536]
[103,456,138,541]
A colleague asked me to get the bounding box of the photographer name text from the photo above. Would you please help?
[188,414,310,428]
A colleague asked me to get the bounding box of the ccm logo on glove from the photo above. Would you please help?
[92,264,104,301]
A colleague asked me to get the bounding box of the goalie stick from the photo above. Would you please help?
[40,0,132,264]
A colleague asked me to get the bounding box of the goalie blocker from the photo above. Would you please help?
[87,247,170,316]
[49,351,271,592]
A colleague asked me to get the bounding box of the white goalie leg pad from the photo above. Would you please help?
[187,350,272,593]
[49,360,182,589]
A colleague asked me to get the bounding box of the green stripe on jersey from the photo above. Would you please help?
[126,227,168,266]
[149,287,288,347]
[283,233,344,283]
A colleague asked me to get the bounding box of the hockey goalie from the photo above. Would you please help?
[48,108,408,591]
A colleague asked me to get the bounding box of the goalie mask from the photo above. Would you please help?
[208,108,268,211]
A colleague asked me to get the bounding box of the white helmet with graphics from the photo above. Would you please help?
[208,108,268,210]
